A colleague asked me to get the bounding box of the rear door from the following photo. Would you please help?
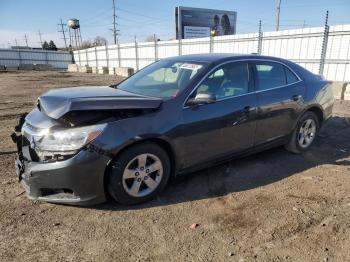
[180,61,257,169]
[252,60,305,145]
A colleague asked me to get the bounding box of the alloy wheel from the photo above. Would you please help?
[298,118,316,148]
[122,153,163,197]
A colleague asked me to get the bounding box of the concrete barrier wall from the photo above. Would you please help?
[343,83,350,100]
[331,82,350,100]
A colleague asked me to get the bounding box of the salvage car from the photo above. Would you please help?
[12,54,334,205]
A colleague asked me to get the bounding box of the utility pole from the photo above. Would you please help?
[24,34,29,47]
[58,18,68,48]
[276,0,282,31]
[38,30,43,49]
[302,20,306,28]
[258,20,263,55]
[319,10,329,75]
[112,0,118,44]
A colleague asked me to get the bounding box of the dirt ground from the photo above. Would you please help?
[0,71,349,262]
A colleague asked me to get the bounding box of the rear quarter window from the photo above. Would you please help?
[284,67,299,84]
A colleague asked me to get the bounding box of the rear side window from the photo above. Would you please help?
[255,62,286,91]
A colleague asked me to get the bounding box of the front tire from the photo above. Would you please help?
[107,143,171,205]
[285,111,320,154]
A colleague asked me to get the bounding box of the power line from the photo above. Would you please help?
[117,7,166,21]
[83,7,112,23]
[58,18,68,48]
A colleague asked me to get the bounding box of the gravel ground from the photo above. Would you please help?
[0,71,349,262]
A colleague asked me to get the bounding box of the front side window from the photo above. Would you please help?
[193,62,249,100]
[117,60,206,98]
[254,61,299,91]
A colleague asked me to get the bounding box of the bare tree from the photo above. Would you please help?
[93,36,107,46]
[144,35,155,42]
[77,36,108,50]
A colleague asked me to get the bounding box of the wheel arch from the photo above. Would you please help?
[103,137,177,196]
[304,105,325,127]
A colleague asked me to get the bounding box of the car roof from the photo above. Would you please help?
[165,53,290,64]
[164,53,316,80]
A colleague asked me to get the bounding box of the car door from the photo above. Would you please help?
[180,61,257,169]
[252,60,305,145]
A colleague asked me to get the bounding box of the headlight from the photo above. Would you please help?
[34,123,106,155]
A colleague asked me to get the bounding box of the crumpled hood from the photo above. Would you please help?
[37,86,162,119]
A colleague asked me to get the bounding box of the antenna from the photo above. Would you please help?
[14,38,18,47]
[58,18,68,48]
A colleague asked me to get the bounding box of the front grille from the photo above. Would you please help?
[22,136,40,162]
[37,100,41,111]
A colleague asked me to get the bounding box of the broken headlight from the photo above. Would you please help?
[33,123,107,156]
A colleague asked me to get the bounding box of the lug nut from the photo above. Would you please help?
[144,176,148,180]
[140,167,144,171]
[137,178,141,182]
[135,172,139,176]
[146,169,150,173]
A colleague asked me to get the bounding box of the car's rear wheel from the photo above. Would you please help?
[107,143,170,205]
[285,111,320,154]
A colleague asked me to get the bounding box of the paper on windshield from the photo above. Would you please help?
[179,63,202,70]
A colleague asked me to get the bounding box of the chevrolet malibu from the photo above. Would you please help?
[12,54,334,205]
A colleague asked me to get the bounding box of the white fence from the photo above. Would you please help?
[0,49,73,70]
[73,24,350,81]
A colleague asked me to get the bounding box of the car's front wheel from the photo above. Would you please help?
[285,111,320,154]
[107,142,171,205]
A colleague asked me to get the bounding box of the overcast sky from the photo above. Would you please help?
[0,0,349,48]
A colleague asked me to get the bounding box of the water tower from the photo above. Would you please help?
[67,18,82,48]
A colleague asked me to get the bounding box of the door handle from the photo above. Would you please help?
[232,106,251,126]
[243,106,251,114]
[292,95,302,101]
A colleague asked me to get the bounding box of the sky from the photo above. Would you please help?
[0,0,349,48]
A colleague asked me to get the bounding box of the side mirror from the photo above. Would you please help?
[187,92,216,106]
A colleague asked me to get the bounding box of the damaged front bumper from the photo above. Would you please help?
[15,148,109,205]
[11,114,111,206]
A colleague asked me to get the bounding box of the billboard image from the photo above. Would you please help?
[175,6,237,39]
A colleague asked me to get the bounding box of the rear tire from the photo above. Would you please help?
[285,111,320,154]
[107,143,170,205]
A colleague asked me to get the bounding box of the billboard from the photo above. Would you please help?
[175,6,237,39]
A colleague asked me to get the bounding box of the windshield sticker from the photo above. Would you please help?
[179,63,202,70]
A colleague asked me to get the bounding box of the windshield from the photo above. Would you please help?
[116,60,207,98]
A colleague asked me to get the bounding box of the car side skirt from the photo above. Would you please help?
[176,135,289,176]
